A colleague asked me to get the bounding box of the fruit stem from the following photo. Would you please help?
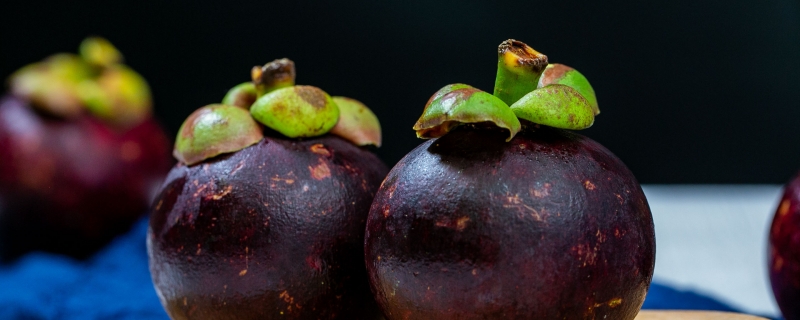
[252,59,296,96]
[493,39,548,106]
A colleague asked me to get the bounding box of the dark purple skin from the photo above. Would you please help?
[769,173,800,320]
[0,95,172,260]
[365,125,655,320]
[148,133,388,320]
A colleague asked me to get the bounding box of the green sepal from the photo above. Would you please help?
[7,38,154,127]
[414,84,521,141]
[539,64,598,115]
[8,54,94,118]
[79,37,123,67]
[222,82,257,109]
[426,83,473,105]
[79,65,152,127]
[250,85,339,138]
[174,104,264,165]
[509,84,595,130]
[330,96,382,147]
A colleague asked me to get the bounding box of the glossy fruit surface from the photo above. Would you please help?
[0,96,170,259]
[769,173,800,320]
[148,133,387,319]
[365,125,655,319]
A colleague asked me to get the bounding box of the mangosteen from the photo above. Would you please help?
[0,37,171,259]
[147,59,388,319]
[364,39,655,319]
[769,173,800,320]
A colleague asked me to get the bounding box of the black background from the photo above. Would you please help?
[1,0,798,184]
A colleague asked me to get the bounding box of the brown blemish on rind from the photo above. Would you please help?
[532,183,552,197]
[498,39,548,73]
[614,228,627,239]
[434,216,471,231]
[773,253,784,271]
[310,144,331,156]
[572,242,600,267]
[778,199,790,217]
[309,160,331,180]
[209,185,233,200]
[271,177,295,184]
[456,216,470,231]
[295,86,327,109]
[503,192,544,221]
[584,180,596,190]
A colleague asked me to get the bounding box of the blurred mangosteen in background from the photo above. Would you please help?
[147,59,387,319]
[0,38,172,260]
[364,39,656,319]
[769,173,800,320]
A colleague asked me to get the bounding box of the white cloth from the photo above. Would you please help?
[643,185,783,317]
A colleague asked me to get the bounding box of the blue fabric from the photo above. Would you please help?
[0,218,166,320]
[0,218,777,319]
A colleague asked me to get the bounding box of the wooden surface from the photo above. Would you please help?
[635,310,769,319]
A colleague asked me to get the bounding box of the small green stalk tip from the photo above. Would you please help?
[510,84,595,130]
[174,104,264,165]
[250,85,339,138]
[252,59,296,96]
[414,84,520,141]
[493,39,549,106]
[222,82,257,109]
[330,96,382,147]
[539,64,599,115]
[79,37,123,67]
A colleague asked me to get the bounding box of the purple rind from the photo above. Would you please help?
[365,126,655,320]
[148,134,388,319]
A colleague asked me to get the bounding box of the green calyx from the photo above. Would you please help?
[509,84,594,130]
[79,37,123,67]
[7,37,152,128]
[222,82,257,109]
[216,59,383,147]
[251,85,339,138]
[174,104,264,166]
[78,65,152,127]
[539,64,599,115]
[414,84,520,141]
[330,96,382,147]
[415,39,598,142]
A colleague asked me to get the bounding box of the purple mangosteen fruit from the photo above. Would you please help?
[769,174,800,320]
[364,40,656,319]
[0,38,171,259]
[147,59,388,319]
